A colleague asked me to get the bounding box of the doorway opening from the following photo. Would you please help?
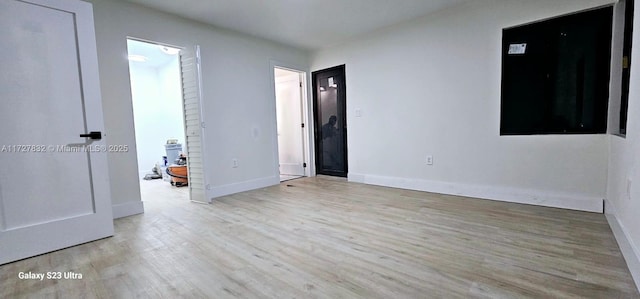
[126,38,189,201]
[273,67,310,182]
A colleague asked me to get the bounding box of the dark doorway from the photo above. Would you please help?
[500,7,613,135]
[313,65,347,177]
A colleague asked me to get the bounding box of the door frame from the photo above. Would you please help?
[270,61,313,178]
[126,37,185,180]
[126,37,209,203]
[312,65,348,177]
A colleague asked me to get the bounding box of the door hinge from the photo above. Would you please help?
[301,123,305,128]
[303,163,307,168]
[623,56,630,69]
[201,121,206,128]
[299,81,302,87]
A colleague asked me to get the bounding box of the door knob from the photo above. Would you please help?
[80,131,102,140]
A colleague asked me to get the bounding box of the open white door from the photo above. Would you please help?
[0,0,113,264]
[275,71,306,177]
[180,46,209,203]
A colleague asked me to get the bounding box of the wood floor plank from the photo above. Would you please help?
[0,176,638,298]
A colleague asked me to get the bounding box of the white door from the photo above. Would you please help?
[0,0,113,264]
[180,46,210,203]
[275,71,305,176]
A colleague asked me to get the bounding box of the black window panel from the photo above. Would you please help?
[501,7,613,135]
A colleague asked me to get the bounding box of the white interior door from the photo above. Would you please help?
[0,0,113,264]
[275,71,305,176]
[180,46,210,203]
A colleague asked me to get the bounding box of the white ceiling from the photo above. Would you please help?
[124,0,468,50]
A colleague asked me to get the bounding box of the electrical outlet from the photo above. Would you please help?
[627,178,632,200]
[426,155,433,165]
[232,158,239,168]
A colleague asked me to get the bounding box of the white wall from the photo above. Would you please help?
[158,54,187,156]
[87,0,309,217]
[311,0,615,212]
[606,0,640,288]
[129,56,185,178]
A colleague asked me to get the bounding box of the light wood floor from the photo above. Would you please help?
[1,176,638,298]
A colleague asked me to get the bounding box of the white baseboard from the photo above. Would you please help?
[112,201,145,219]
[348,173,603,213]
[605,200,640,291]
[208,176,280,199]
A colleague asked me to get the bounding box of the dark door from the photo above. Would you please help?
[313,65,347,177]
